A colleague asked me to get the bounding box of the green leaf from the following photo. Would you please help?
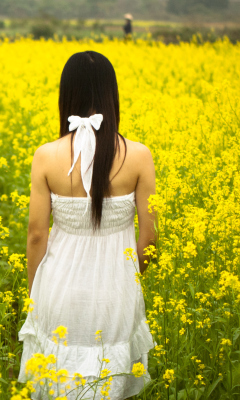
[136,378,155,397]
[170,389,188,400]
[188,283,195,299]
[206,376,222,398]
[190,387,204,400]
[233,328,240,344]
[232,384,240,390]
[233,364,240,387]
[196,336,211,353]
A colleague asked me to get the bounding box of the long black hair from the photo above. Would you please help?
[59,51,126,228]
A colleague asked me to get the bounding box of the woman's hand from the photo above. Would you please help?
[27,145,51,296]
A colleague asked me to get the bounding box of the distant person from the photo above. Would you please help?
[123,13,133,37]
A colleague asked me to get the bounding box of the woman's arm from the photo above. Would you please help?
[135,145,156,274]
[27,146,51,296]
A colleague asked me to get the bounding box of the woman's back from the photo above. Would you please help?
[36,133,149,199]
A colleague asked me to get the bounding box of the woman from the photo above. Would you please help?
[18,51,156,399]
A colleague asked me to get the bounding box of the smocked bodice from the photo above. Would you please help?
[51,192,136,236]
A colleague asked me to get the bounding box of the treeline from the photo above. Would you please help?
[0,0,159,19]
[167,0,229,14]
[0,0,232,19]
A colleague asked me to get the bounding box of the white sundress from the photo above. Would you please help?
[18,192,155,399]
[18,114,154,399]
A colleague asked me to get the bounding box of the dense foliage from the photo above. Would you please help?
[167,0,229,14]
[0,0,233,19]
[0,0,160,19]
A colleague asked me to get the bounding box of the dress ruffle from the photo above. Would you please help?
[19,318,154,400]
[19,318,154,379]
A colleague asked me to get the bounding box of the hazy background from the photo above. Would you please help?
[0,0,240,42]
[0,0,240,21]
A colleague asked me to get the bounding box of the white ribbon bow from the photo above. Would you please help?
[68,114,103,209]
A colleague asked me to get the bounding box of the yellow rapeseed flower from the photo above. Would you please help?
[52,326,68,339]
[132,362,146,377]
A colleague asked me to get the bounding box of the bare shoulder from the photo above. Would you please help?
[33,139,61,160]
[34,142,49,157]
[32,140,60,173]
[125,138,154,167]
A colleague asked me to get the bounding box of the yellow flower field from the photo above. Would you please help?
[0,36,240,399]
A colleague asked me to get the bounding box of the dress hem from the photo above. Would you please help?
[18,318,154,382]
